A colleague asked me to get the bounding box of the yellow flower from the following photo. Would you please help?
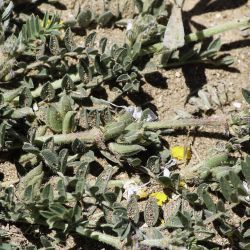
[170,146,191,161]
[150,192,168,206]
[137,189,148,199]
[179,180,186,188]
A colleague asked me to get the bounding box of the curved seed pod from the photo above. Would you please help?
[62,111,76,134]
[46,105,63,133]
[108,143,145,157]
[144,197,159,227]
[49,35,60,55]
[127,195,140,224]
[64,27,75,51]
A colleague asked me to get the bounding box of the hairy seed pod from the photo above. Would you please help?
[49,35,60,55]
[127,195,140,224]
[64,27,75,51]
[144,197,159,227]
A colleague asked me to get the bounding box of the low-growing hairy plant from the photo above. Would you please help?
[0,0,250,249]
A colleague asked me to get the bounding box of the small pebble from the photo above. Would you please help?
[175,72,181,78]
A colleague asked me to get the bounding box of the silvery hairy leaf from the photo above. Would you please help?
[163,5,184,50]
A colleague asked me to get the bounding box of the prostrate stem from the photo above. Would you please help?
[34,115,229,145]
[142,17,250,55]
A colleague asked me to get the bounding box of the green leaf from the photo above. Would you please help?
[46,105,63,133]
[242,160,250,184]
[72,138,85,153]
[220,177,233,202]
[202,189,216,213]
[104,192,117,204]
[62,111,76,134]
[49,203,66,219]
[0,122,7,149]
[22,142,40,154]
[58,94,72,117]
[2,1,14,21]
[41,82,55,102]
[57,179,66,201]
[95,166,113,194]
[158,176,172,188]
[163,5,184,50]
[24,185,34,202]
[146,156,160,174]
[42,184,54,202]
[61,74,75,92]
[18,165,44,199]
[58,148,68,174]
[95,54,107,75]
[19,87,33,107]
[75,179,85,197]
[98,11,113,26]
[99,37,107,53]
[242,88,250,104]
[228,171,241,188]
[85,32,96,47]
[78,10,92,28]
[108,143,145,157]
[40,149,58,169]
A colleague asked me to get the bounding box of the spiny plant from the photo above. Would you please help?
[0,0,250,249]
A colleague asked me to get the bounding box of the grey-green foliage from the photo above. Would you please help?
[0,2,250,249]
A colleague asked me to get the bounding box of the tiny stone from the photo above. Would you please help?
[175,71,181,78]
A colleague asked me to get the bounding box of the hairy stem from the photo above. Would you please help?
[76,227,122,249]
[143,115,228,130]
[35,116,229,145]
[34,127,102,145]
[142,17,250,55]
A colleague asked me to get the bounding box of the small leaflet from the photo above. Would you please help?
[163,5,185,50]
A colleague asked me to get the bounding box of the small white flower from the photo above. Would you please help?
[145,110,158,122]
[123,180,150,200]
[126,20,133,31]
[232,101,241,109]
[163,168,170,177]
[164,158,177,169]
[125,106,143,120]
[33,103,39,111]
[123,180,139,200]
[243,181,250,201]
